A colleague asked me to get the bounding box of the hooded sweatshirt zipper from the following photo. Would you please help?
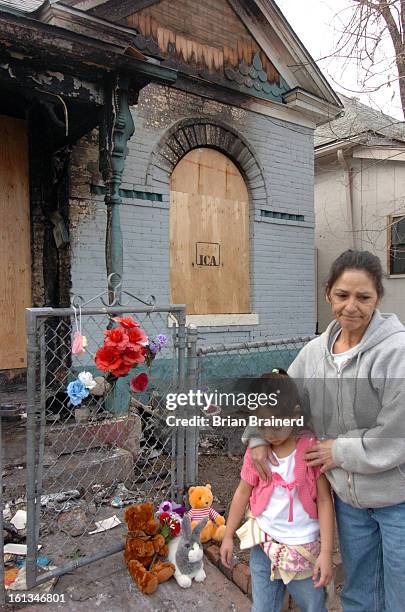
[326,349,361,507]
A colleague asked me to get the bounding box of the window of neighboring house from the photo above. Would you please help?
[389,215,405,275]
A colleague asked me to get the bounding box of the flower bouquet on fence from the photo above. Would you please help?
[66,315,167,419]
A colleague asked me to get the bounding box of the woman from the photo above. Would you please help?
[247,250,405,612]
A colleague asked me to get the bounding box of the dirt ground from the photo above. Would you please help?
[4,552,251,612]
[199,452,250,564]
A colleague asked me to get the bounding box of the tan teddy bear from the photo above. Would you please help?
[187,483,226,543]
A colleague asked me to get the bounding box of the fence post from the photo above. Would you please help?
[25,309,38,590]
[185,325,199,487]
[175,308,187,503]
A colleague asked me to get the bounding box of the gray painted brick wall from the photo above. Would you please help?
[69,83,316,344]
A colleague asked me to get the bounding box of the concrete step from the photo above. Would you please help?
[3,447,133,499]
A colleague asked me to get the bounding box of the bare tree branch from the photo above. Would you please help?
[331,1,405,117]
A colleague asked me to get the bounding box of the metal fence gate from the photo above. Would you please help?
[1,303,187,599]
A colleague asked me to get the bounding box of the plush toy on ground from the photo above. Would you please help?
[167,515,208,588]
[124,502,175,594]
[187,483,226,543]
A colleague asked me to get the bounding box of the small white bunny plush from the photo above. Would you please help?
[167,515,208,588]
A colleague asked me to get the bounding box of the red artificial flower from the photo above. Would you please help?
[110,361,132,377]
[130,372,149,393]
[112,316,140,329]
[104,327,129,351]
[122,346,145,366]
[159,512,170,524]
[127,327,148,346]
[95,346,122,372]
[169,521,181,536]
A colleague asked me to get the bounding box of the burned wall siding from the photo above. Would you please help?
[69,83,316,340]
[69,129,108,296]
[29,108,73,309]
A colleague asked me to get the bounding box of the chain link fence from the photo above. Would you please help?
[193,335,315,460]
[1,304,187,598]
[1,321,313,603]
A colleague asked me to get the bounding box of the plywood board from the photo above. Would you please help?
[0,115,31,369]
[170,148,249,315]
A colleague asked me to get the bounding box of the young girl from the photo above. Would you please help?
[220,370,334,612]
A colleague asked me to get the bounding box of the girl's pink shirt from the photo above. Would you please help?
[241,434,321,519]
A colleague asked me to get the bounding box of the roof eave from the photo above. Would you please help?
[0,8,177,86]
[283,88,342,126]
[255,0,342,109]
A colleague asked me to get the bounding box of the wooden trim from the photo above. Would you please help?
[168,314,260,327]
[353,147,405,161]
[388,213,405,276]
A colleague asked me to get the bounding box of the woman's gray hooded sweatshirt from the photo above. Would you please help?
[246,310,405,508]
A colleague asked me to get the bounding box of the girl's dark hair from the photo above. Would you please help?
[251,369,300,418]
[325,250,384,298]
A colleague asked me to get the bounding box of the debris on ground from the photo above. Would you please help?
[3,522,25,544]
[110,483,143,508]
[57,506,93,537]
[40,489,83,510]
[4,543,42,556]
[6,564,58,592]
[2,502,12,521]
[88,515,121,534]
[10,509,27,531]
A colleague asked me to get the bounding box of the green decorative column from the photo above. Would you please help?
[100,75,136,303]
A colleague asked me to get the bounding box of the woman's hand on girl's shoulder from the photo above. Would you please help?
[250,445,278,480]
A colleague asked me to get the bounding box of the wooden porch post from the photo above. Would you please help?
[100,75,135,304]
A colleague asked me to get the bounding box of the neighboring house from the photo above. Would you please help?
[315,94,405,331]
[0,0,342,383]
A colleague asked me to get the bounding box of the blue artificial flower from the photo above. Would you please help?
[67,379,90,406]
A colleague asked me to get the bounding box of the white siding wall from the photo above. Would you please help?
[315,152,405,331]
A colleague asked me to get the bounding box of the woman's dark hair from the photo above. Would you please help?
[325,250,384,298]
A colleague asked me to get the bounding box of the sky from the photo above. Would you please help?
[276,0,404,119]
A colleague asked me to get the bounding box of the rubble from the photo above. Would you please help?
[57,507,93,537]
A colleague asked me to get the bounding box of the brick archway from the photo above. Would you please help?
[146,117,268,204]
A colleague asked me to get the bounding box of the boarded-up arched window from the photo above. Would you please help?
[170,148,250,315]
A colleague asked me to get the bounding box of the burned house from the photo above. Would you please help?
[0,0,176,389]
[0,0,342,385]
[0,4,344,592]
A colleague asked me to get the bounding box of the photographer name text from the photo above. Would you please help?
[165,415,304,427]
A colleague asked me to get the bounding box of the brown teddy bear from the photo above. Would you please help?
[124,502,175,594]
[187,483,226,543]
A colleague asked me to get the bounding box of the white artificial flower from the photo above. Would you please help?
[78,371,97,390]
